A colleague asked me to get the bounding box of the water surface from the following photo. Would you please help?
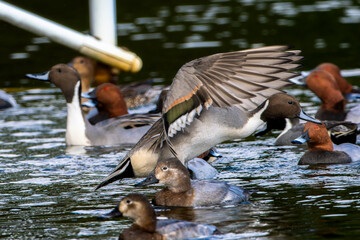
[1,1,360,239]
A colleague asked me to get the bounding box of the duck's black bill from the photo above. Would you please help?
[81,89,96,99]
[296,109,321,124]
[81,99,98,108]
[26,71,50,81]
[291,129,310,144]
[98,206,122,219]
[135,171,159,187]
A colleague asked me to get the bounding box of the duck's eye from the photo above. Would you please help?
[288,101,293,104]
[57,68,62,73]
[126,199,131,204]
[162,166,168,171]
[80,60,84,64]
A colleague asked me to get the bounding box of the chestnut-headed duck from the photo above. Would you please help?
[306,69,360,123]
[292,121,360,165]
[95,46,322,189]
[257,117,358,146]
[306,69,346,121]
[316,63,360,95]
[82,83,129,125]
[137,158,250,207]
[26,64,159,146]
[106,193,218,240]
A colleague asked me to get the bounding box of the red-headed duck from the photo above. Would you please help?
[316,63,360,95]
[306,69,360,123]
[137,158,250,207]
[257,117,358,146]
[292,121,360,165]
[306,70,347,121]
[105,193,219,240]
[26,64,159,146]
[82,83,129,125]
[95,45,322,189]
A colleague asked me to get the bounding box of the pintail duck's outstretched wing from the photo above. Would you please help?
[95,46,302,190]
[95,118,164,190]
[162,45,302,138]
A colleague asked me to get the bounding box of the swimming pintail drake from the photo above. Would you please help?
[82,83,129,125]
[96,45,321,189]
[292,121,360,165]
[26,64,159,146]
[306,69,360,123]
[137,158,250,207]
[105,193,219,240]
[256,117,358,146]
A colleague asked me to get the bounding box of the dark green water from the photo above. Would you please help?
[1,1,360,239]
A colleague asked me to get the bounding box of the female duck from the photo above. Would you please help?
[292,121,360,165]
[96,45,321,189]
[106,193,218,240]
[138,158,250,207]
[26,64,159,146]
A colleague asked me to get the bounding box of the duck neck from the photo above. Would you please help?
[135,206,157,233]
[308,139,334,152]
[108,100,128,117]
[322,99,345,113]
[81,76,92,94]
[277,118,298,138]
[65,81,91,145]
[169,174,192,193]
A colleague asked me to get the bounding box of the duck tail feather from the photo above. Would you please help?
[95,159,134,190]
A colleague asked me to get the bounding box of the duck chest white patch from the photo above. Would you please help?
[276,118,292,140]
[65,82,91,146]
[236,100,269,138]
[131,149,159,177]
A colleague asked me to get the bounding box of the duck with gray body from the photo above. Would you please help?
[95,46,322,190]
[138,158,251,207]
[26,64,158,146]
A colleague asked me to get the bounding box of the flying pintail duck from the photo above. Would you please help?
[95,45,321,190]
[82,83,130,125]
[137,158,250,207]
[26,64,159,146]
[292,121,360,165]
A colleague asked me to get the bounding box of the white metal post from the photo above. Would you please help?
[89,0,117,45]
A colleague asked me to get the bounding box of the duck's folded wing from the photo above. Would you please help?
[95,118,164,190]
[162,45,302,138]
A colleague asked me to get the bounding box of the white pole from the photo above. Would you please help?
[0,1,142,72]
[89,0,117,45]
